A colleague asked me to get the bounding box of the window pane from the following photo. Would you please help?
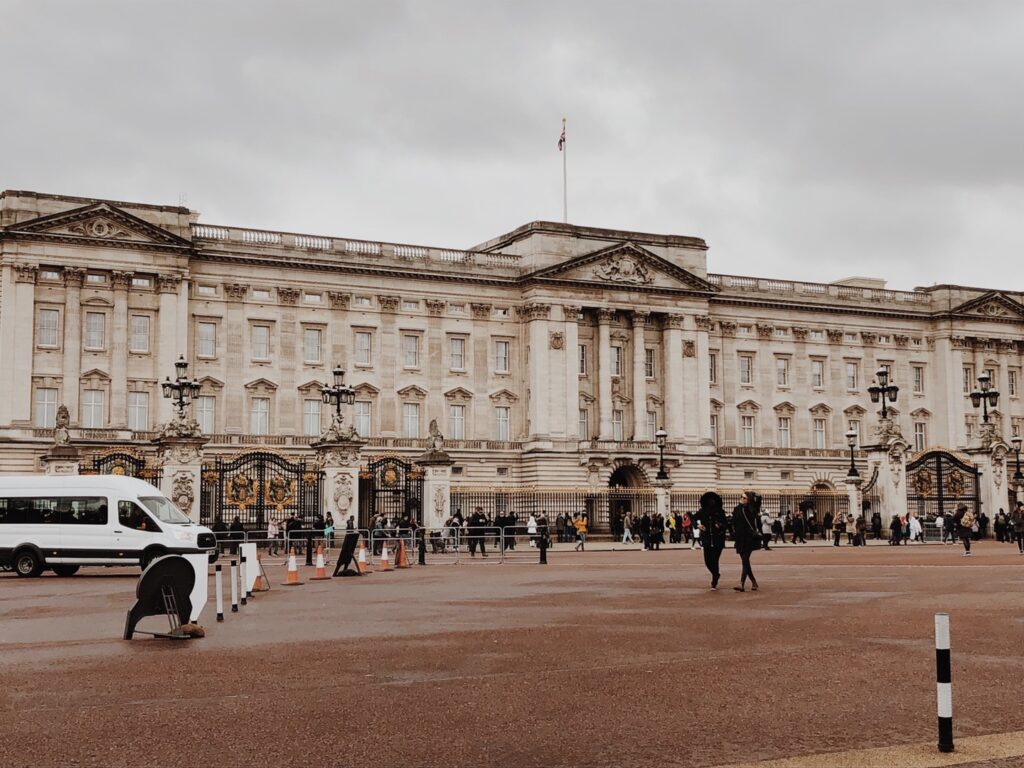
[646,411,656,441]
[578,344,587,375]
[251,397,269,435]
[611,347,622,376]
[197,322,216,357]
[302,399,321,436]
[82,389,104,428]
[355,332,372,365]
[741,415,754,447]
[252,326,270,360]
[578,409,588,439]
[496,406,510,441]
[303,328,322,363]
[129,315,150,353]
[776,358,789,386]
[495,341,509,372]
[645,348,655,378]
[196,396,215,434]
[354,402,371,437]
[708,353,717,384]
[612,409,623,441]
[403,403,420,438]
[37,309,59,347]
[449,404,465,439]
[34,387,58,428]
[127,392,149,431]
[777,417,791,448]
[403,335,419,367]
[85,312,105,349]
[450,338,465,369]
[813,418,826,449]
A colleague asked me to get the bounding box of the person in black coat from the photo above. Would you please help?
[731,491,761,592]
[693,491,728,590]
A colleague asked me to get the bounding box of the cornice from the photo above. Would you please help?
[709,295,934,321]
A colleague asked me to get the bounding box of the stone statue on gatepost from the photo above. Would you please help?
[416,419,454,530]
[966,422,1009,535]
[39,404,82,475]
[312,410,366,529]
[863,416,909,524]
[153,412,209,523]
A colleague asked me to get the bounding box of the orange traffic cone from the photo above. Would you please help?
[281,549,304,586]
[396,539,410,568]
[310,546,330,580]
[357,541,372,574]
[379,542,393,572]
[252,554,270,592]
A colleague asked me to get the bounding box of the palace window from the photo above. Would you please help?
[739,355,754,385]
[196,285,216,297]
[354,331,373,365]
[197,322,216,358]
[845,362,858,390]
[354,401,371,437]
[303,328,322,364]
[495,406,510,441]
[402,334,420,368]
[813,418,826,449]
[847,419,861,447]
[741,415,755,447]
[86,273,106,285]
[1010,369,1018,396]
[302,399,321,436]
[494,340,510,373]
[34,387,57,428]
[611,346,622,377]
[645,348,656,379]
[811,359,825,388]
[250,397,269,435]
[776,357,790,387]
[402,403,420,438]
[81,389,105,429]
[810,330,825,341]
[251,325,271,361]
[914,422,927,452]
[612,409,623,441]
[253,288,272,301]
[578,344,587,376]
[963,366,974,394]
[402,300,419,311]
[36,309,60,348]
[84,312,106,351]
[127,392,149,431]
[353,296,372,307]
[129,315,150,354]
[303,293,322,305]
[709,352,717,384]
[449,404,466,440]
[777,417,791,448]
[450,337,466,370]
[578,409,589,439]
[196,396,215,434]
[710,414,719,445]
[646,411,657,441]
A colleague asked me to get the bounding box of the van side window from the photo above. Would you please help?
[118,501,156,532]
[0,497,106,525]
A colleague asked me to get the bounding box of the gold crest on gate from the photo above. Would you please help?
[267,476,295,508]
[228,472,255,507]
[381,465,400,487]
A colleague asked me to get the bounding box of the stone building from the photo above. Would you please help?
[1,189,1022,505]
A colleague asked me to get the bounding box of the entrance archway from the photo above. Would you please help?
[608,464,646,488]
[607,463,649,537]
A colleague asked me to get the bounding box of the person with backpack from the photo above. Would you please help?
[953,504,975,557]
[1011,503,1024,555]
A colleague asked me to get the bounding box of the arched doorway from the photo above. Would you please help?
[606,463,650,537]
[608,464,646,488]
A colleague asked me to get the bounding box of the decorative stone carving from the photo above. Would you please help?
[950,336,967,349]
[53,405,71,446]
[328,291,351,310]
[470,303,492,319]
[860,332,877,346]
[992,448,1006,489]
[997,338,1016,352]
[378,295,401,313]
[521,302,551,320]
[632,310,651,326]
[278,287,300,305]
[159,414,203,440]
[333,473,353,513]
[893,334,910,347]
[593,253,651,284]
[68,219,131,239]
[63,267,86,287]
[976,301,1008,317]
[317,443,363,468]
[549,331,565,350]
[718,321,737,337]
[427,419,444,451]
[562,304,581,319]
[756,324,774,339]
[683,340,696,357]
[157,274,182,294]
[694,315,712,331]
[596,308,616,323]
[888,445,905,488]
[172,471,195,514]
[826,329,844,344]
[791,327,809,341]
[111,271,133,290]
[320,411,360,443]
[14,264,37,283]
[434,486,446,518]
[874,416,904,444]
[425,299,446,316]
[224,283,248,301]
[664,313,686,330]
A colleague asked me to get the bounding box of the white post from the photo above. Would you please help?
[935,612,954,752]
[230,559,238,613]
[215,564,224,622]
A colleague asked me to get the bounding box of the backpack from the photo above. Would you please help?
[960,510,975,529]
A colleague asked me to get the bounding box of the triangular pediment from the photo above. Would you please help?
[525,242,717,293]
[7,202,190,247]
[949,292,1024,322]
[198,376,225,390]
[244,377,278,391]
[397,385,428,399]
[444,387,474,400]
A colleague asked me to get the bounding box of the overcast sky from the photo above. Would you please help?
[3,1,1023,290]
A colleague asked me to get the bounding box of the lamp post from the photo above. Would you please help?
[969,371,999,424]
[845,429,859,478]
[1012,435,1023,486]
[655,427,668,481]
[161,356,201,420]
[868,366,899,420]
[320,365,356,421]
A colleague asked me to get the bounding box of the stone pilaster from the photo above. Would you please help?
[663,314,685,441]
[154,434,209,523]
[313,435,365,529]
[523,302,551,438]
[966,437,1010,534]
[563,305,581,439]
[597,308,614,440]
[110,271,132,428]
[62,268,85,422]
[631,311,649,441]
[40,445,81,475]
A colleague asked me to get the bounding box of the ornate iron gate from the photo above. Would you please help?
[361,456,424,526]
[200,450,323,527]
[81,448,162,485]
[906,450,980,520]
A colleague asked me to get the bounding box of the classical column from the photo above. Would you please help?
[470,303,492,440]
[563,305,581,439]
[631,311,649,441]
[523,302,551,438]
[378,295,400,434]
[277,287,300,434]
[695,315,713,446]
[110,271,132,428]
[11,265,37,424]
[663,314,685,440]
[62,268,85,423]
[156,275,182,426]
[597,308,615,440]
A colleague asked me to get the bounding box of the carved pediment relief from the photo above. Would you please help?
[911,408,932,419]
[244,377,278,392]
[737,399,760,413]
[949,292,1024,322]
[525,242,716,293]
[297,379,325,394]
[198,376,225,391]
[444,387,474,402]
[6,202,190,248]
[809,403,832,416]
[773,401,796,415]
[353,382,380,396]
[844,405,866,417]
[397,384,428,400]
[489,388,519,404]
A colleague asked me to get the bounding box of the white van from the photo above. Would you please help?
[0,475,216,577]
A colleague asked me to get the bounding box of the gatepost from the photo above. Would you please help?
[863,417,909,524]
[312,414,366,533]
[654,477,672,524]
[966,423,1009,535]
[154,417,209,524]
[39,404,80,475]
[844,475,862,528]
[416,428,454,529]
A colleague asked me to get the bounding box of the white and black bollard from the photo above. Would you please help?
[215,564,225,622]
[935,612,954,753]
[230,559,239,613]
[239,555,248,606]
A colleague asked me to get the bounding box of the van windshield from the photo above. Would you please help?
[140,496,192,525]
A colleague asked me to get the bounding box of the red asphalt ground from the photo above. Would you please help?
[2,542,1023,768]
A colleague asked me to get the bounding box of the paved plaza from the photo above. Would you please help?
[2,543,1024,768]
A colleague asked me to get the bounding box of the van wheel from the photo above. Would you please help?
[52,565,80,577]
[140,547,166,570]
[14,550,43,578]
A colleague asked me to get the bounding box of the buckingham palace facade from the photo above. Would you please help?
[1,189,1023,494]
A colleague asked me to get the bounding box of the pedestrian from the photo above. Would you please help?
[691,521,702,550]
[823,511,834,542]
[907,513,922,544]
[771,516,784,544]
[622,513,634,545]
[871,511,882,540]
[694,491,727,590]
[527,513,538,547]
[855,515,867,546]
[792,513,807,544]
[468,506,489,558]
[573,513,588,551]
[994,509,1007,543]
[731,490,761,592]
[1011,503,1024,554]
[267,517,279,556]
[942,511,955,544]
[555,513,565,544]
[229,515,244,555]
[640,513,652,551]
[953,504,975,557]
[682,512,693,544]
[889,514,902,545]
[834,514,844,547]
[345,515,355,530]
[846,513,857,545]
[760,510,772,550]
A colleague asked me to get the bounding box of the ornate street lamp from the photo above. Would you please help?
[655,427,668,481]
[161,355,201,419]
[845,429,859,478]
[970,371,999,424]
[321,365,356,421]
[1012,435,1023,485]
[868,366,899,419]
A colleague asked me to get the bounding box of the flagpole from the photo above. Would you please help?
[562,117,567,223]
